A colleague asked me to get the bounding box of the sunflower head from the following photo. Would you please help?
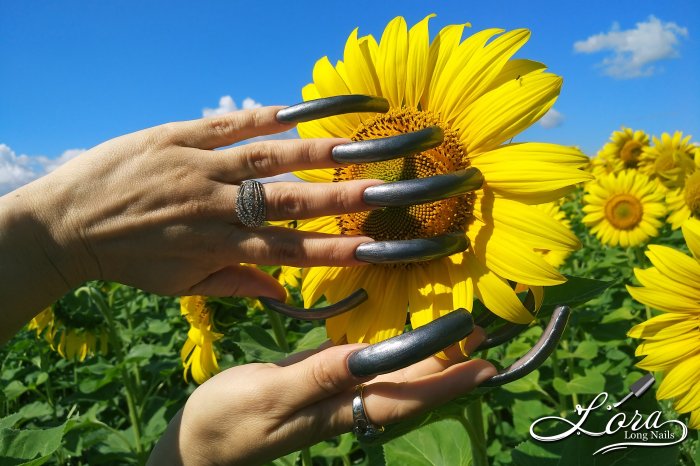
[180,296,223,384]
[292,15,592,344]
[596,128,650,174]
[582,170,666,247]
[626,217,700,429]
[639,131,697,189]
[27,288,109,362]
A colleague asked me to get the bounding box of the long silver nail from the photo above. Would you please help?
[276,95,389,124]
[331,126,444,164]
[363,168,484,207]
[480,305,571,387]
[355,233,468,264]
[348,309,474,377]
[258,289,368,321]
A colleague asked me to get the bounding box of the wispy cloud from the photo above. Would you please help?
[574,15,688,78]
[0,144,85,195]
[539,108,564,129]
[202,95,262,118]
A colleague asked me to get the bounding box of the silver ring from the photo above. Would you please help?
[352,384,384,442]
[236,180,267,228]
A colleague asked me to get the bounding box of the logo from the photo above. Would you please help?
[529,373,688,455]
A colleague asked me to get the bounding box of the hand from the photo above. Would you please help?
[0,107,381,341]
[147,329,496,466]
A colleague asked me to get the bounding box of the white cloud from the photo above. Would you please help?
[202,95,263,118]
[539,108,564,129]
[574,16,688,78]
[0,144,85,195]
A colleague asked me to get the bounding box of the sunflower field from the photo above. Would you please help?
[1,126,699,465]
[2,12,700,466]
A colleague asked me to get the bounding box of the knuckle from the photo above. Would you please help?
[331,185,355,213]
[272,186,306,218]
[309,358,343,396]
[242,145,274,175]
[268,236,302,263]
[207,115,238,139]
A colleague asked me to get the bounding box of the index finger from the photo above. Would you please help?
[168,106,294,149]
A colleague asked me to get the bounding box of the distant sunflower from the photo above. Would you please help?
[291,15,591,344]
[582,170,665,247]
[638,131,697,190]
[180,296,223,384]
[666,149,700,229]
[598,128,649,173]
[27,292,109,361]
[627,218,700,429]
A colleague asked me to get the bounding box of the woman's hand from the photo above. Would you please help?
[148,329,496,466]
[0,107,382,341]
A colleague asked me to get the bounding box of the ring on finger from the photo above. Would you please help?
[236,179,267,228]
[352,384,384,442]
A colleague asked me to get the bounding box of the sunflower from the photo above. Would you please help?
[27,292,109,361]
[627,218,700,429]
[292,15,592,344]
[180,296,223,384]
[666,148,700,229]
[638,131,697,190]
[582,170,665,248]
[597,127,649,173]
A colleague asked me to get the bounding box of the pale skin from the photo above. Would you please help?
[0,106,496,465]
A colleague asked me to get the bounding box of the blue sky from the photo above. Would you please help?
[1,0,698,193]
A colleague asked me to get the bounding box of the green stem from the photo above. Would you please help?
[632,248,653,321]
[265,309,290,353]
[83,287,144,455]
[301,447,313,466]
[465,401,488,466]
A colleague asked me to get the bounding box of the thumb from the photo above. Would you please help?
[188,264,286,300]
[277,344,369,408]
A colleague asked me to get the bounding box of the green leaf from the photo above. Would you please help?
[0,421,67,466]
[600,306,636,324]
[270,451,298,466]
[552,370,605,395]
[383,417,472,466]
[502,370,545,395]
[572,341,599,359]
[0,415,21,430]
[542,276,613,309]
[3,381,27,401]
[293,327,328,352]
[237,324,286,361]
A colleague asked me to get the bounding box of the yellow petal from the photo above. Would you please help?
[430,28,502,111]
[646,245,700,286]
[468,217,565,285]
[405,14,435,107]
[485,59,547,91]
[293,168,335,183]
[627,285,699,314]
[441,29,531,122]
[682,217,700,260]
[657,353,700,399]
[421,23,465,109]
[377,16,408,107]
[457,71,562,153]
[463,251,533,324]
[343,29,381,95]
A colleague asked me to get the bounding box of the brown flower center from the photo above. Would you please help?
[620,140,643,167]
[605,194,643,230]
[334,107,474,241]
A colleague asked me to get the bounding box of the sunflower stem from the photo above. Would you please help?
[301,447,313,466]
[85,286,145,456]
[265,308,290,353]
[465,401,489,466]
[632,247,653,320]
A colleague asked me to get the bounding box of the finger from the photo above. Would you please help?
[373,326,487,383]
[259,180,383,221]
[208,138,350,183]
[187,264,286,300]
[276,344,370,407]
[276,340,343,367]
[232,227,373,267]
[325,358,497,436]
[168,106,294,150]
